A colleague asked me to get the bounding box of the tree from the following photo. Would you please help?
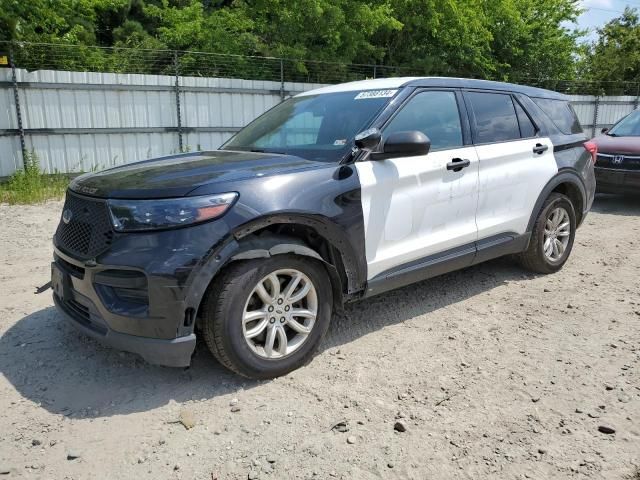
[0,0,586,84]
[583,7,640,92]
[484,0,584,82]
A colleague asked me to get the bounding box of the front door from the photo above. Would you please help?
[356,90,479,280]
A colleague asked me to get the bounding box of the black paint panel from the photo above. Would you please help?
[55,158,367,342]
[70,150,331,199]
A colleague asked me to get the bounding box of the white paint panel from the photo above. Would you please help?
[296,77,421,97]
[474,137,557,239]
[357,146,480,279]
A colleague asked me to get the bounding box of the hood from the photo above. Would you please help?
[592,135,640,155]
[70,150,328,199]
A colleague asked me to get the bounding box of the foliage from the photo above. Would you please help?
[0,151,69,204]
[1,0,586,82]
[581,7,640,94]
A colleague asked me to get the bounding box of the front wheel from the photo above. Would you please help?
[519,192,577,274]
[201,254,333,379]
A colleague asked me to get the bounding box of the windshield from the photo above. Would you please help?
[221,90,398,162]
[608,110,640,136]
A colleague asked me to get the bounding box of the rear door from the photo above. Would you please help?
[356,89,480,279]
[464,91,557,240]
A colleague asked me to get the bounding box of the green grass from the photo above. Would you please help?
[0,152,69,205]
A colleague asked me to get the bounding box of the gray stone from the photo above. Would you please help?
[597,425,616,435]
[394,421,407,432]
[66,450,81,460]
[618,393,631,403]
[347,435,357,444]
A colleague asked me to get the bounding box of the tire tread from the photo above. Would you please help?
[518,192,574,274]
[200,261,248,376]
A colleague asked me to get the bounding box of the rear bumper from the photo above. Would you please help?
[54,293,195,367]
[595,167,640,194]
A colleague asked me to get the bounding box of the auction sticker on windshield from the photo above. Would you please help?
[354,89,398,100]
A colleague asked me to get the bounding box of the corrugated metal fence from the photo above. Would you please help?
[0,68,325,177]
[1,67,638,177]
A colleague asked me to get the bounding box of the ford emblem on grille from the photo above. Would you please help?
[613,155,624,164]
[62,209,73,224]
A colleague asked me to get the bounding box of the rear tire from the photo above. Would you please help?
[519,192,576,274]
[201,254,333,379]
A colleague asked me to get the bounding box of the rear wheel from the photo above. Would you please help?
[519,192,576,274]
[201,254,332,379]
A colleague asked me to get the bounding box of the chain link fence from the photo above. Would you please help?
[4,41,640,95]
[1,41,639,176]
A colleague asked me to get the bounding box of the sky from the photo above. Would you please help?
[578,0,639,41]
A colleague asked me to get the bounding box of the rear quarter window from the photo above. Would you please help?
[532,98,582,135]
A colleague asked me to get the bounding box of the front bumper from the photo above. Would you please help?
[50,202,234,366]
[595,167,640,194]
[54,293,195,367]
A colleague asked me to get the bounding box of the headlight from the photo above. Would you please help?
[108,192,238,232]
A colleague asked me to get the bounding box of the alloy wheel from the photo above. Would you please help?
[543,207,571,262]
[242,269,318,359]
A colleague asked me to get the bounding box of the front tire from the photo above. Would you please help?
[201,254,333,379]
[519,192,576,274]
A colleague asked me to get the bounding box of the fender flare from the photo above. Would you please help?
[232,213,366,293]
[183,214,365,316]
[526,170,587,233]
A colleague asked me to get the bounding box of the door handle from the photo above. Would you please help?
[533,143,549,155]
[446,158,471,172]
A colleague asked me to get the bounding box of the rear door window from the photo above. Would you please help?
[466,92,521,143]
[532,98,582,134]
[514,100,538,138]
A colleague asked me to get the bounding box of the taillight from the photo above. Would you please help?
[584,141,598,164]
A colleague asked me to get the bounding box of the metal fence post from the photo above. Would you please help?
[173,50,183,152]
[373,65,377,79]
[279,59,285,101]
[8,45,27,170]
[592,95,600,138]
[634,84,639,111]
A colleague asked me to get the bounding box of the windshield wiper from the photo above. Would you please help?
[606,132,618,137]
[250,148,286,155]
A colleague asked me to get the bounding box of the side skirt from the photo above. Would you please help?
[362,233,531,299]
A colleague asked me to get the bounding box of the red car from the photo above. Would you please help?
[592,110,640,194]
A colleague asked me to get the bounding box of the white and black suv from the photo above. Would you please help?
[52,77,596,378]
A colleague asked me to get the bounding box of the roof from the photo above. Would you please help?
[296,76,566,100]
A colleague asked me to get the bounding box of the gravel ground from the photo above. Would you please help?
[0,195,639,480]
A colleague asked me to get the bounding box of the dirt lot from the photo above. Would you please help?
[0,195,639,480]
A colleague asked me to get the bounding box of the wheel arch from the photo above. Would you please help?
[187,213,366,321]
[527,171,587,233]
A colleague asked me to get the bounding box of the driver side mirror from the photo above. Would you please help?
[354,128,382,151]
[371,131,431,161]
[601,127,609,134]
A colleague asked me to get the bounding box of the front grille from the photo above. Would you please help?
[596,153,640,171]
[56,294,109,335]
[55,191,114,259]
[66,298,90,321]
